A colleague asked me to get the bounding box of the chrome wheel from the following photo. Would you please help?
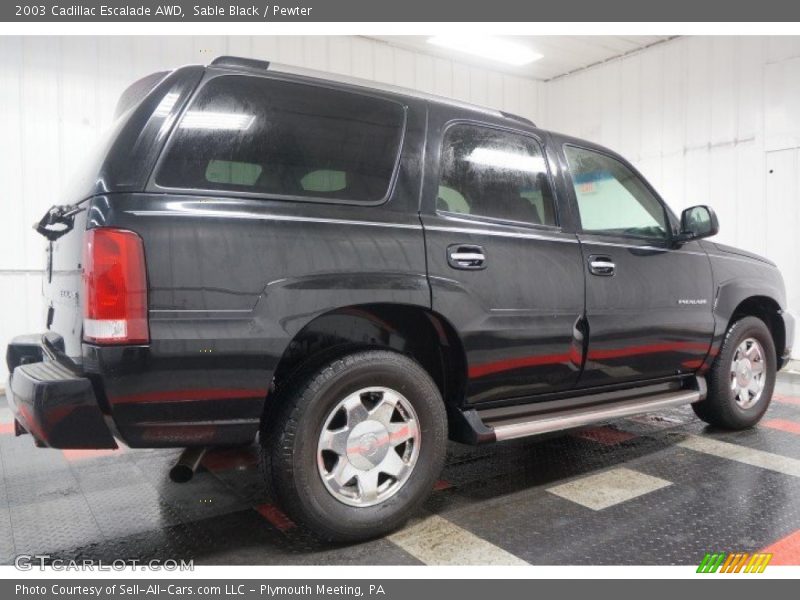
[317,387,420,507]
[730,337,767,409]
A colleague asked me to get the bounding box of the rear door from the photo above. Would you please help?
[421,114,585,405]
[559,142,715,387]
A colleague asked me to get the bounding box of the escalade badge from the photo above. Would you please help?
[678,299,708,305]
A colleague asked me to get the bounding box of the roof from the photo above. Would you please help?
[208,55,535,127]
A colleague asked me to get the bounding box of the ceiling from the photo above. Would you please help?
[366,36,676,81]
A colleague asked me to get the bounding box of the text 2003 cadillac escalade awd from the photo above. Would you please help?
[6,57,795,542]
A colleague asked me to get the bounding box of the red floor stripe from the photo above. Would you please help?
[255,503,296,532]
[573,426,637,446]
[762,419,800,435]
[626,414,685,429]
[202,448,259,472]
[774,394,800,406]
[62,448,124,462]
[433,479,453,491]
[760,529,800,565]
[0,423,14,435]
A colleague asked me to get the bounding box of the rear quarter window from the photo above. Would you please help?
[155,75,406,203]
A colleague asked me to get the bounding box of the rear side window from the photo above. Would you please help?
[438,124,557,226]
[156,75,406,203]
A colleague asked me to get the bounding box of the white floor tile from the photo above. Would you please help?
[679,435,800,478]
[388,513,528,566]
[546,467,672,511]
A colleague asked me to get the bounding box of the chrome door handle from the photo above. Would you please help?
[588,255,615,276]
[451,252,485,261]
[447,244,486,270]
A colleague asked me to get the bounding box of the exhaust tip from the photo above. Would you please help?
[169,447,207,483]
[169,464,196,483]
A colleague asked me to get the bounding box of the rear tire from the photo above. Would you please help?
[262,349,447,543]
[692,316,776,429]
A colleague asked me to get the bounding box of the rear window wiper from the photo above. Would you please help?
[35,204,84,241]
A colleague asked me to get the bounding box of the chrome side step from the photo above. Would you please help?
[484,389,702,442]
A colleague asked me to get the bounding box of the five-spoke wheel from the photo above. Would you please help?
[693,316,776,430]
[262,350,447,543]
[317,387,420,507]
[730,337,767,409]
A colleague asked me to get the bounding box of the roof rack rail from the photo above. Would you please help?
[210,56,270,71]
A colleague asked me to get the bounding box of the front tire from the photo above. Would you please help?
[692,316,776,429]
[262,350,447,543]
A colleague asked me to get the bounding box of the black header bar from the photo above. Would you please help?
[3,0,800,22]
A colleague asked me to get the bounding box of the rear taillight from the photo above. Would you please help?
[82,228,149,345]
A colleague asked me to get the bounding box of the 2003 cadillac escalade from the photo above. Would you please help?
[6,56,795,542]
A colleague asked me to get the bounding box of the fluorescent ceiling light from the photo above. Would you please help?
[179,111,255,131]
[467,148,546,173]
[427,35,542,66]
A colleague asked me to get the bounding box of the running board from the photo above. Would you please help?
[463,387,703,444]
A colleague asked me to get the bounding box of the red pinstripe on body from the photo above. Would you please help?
[468,340,711,379]
[111,387,267,404]
[585,341,710,361]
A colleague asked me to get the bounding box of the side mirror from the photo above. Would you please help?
[675,205,719,244]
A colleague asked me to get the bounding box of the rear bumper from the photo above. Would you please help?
[6,334,117,449]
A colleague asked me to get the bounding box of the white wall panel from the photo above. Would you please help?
[543,36,800,355]
[394,48,415,89]
[710,38,737,146]
[765,57,800,152]
[766,149,800,314]
[0,37,24,274]
[0,35,544,380]
[414,54,435,95]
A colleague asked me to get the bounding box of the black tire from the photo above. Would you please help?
[261,349,447,543]
[692,316,776,429]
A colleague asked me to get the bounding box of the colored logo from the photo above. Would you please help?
[697,552,772,573]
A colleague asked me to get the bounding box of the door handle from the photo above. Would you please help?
[447,244,486,270]
[588,255,615,276]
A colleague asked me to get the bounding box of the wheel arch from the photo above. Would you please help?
[727,295,786,367]
[265,302,469,428]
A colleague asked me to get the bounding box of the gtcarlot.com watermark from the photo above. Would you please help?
[14,555,194,572]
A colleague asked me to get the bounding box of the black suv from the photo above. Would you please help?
[6,57,795,542]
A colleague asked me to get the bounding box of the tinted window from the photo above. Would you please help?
[565,146,668,239]
[156,76,405,203]
[438,125,556,226]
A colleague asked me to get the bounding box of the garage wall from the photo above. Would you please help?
[544,36,800,354]
[0,35,544,380]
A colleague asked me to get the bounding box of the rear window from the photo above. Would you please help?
[156,75,406,203]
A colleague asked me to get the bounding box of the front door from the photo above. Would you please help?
[422,120,585,404]
[560,143,715,387]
